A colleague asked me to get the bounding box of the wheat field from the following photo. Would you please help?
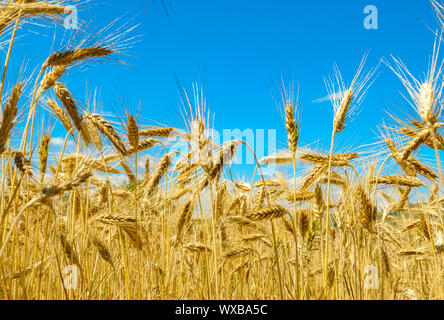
[0,0,444,300]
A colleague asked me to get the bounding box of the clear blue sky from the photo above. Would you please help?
[6,0,441,177]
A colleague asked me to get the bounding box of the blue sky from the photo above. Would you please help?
[5,0,442,178]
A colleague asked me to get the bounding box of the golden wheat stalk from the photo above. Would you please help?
[333,88,353,133]
[0,2,69,35]
[356,185,377,230]
[121,161,136,184]
[45,98,73,135]
[89,232,114,268]
[246,205,289,220]
[139,127,176,138]
[298,209,310,237]
[54,82,91,146]
[84,112,128,156]
[38,135,50,184]
[224,247,255,259]
[0,82,22,154]
[36,66,65,97]
[14,151,33,176]
[145,153,172,197]
[370,175,424,187]
[127,115,139,149]
[285,102,299,155]
[176,198,194,241]
[62,155,121,174]
[301,152,357,167]
[183,243,212,253]
[300,164,328,190]
[43,47,113,69]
